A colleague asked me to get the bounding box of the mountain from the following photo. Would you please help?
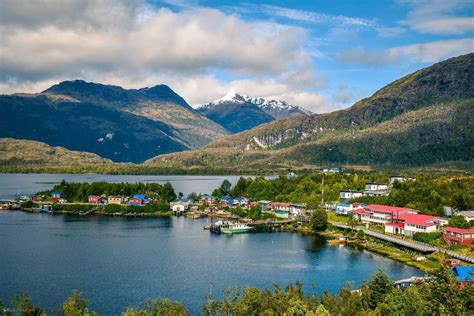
[146,53,474,171]
[43,80,228,148]
[1,80,229,163]
[0,138,111,168]
[197,92,310,133]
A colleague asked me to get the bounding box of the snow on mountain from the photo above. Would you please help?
[200,92,312,119]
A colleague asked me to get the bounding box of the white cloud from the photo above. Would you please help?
[377,26,406,38]
[400,0,474,35]
[0,0,328,103]
[331,85,353,105]
[340,39,474,66]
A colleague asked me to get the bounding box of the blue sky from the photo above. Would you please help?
[1,0,473,112]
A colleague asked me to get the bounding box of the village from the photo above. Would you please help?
[1,173,473,288]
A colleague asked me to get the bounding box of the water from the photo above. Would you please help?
[0,211,422,315]
[0,173,259,200]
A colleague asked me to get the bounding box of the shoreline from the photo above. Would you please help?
[10,208,450,273]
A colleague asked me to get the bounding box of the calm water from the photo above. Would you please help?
[0,211,422,314]
[0,173,256,200]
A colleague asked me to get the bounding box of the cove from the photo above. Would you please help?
[0,211,422,314]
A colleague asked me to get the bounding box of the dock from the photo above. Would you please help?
[332,223,474,263]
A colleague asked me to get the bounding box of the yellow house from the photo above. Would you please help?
[108,195,124,205]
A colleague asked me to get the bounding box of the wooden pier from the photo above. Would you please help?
[333,223,474,263]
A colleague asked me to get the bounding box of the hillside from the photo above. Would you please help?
[197,93,310,133]
[0,138,112,167]
[1,81,229,162]
[146,53,474,170]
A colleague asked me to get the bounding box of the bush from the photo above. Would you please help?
[412,232,442,244]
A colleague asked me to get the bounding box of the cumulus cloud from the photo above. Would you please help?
[400,0,474,35]
[0,0,331,111]
[340,39,474,66]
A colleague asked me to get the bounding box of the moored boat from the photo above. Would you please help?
[220,223,254,234]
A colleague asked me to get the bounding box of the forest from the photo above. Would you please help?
[209,173,473,216]
[39,181,177,203]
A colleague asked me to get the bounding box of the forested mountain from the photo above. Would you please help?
[197,92,310,133]
[146,53,474,171]
[1,80,228,162]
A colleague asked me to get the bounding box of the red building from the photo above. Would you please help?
[129,197,147,205]
[88,195,103,204]
[443,227,474,246]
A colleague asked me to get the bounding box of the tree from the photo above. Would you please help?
[315,304,330,316]
[11,294,41,316]
[357,229,365,239]
[448,215,472,228]
[220,180,232,196]
[364,269,393,309]
[62,290,96,316]
[310,209,328,232]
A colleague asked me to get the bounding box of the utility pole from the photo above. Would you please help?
[320,173,325,207]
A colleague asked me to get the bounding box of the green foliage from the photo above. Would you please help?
[62,291,96,316]
[448,215,474,228]
[310,209,328,232]
[20,200,34,209]
[40,180,176,203]
[122,298,187,316]
[11,294,41,316]
[5,267,474,316]
[413,232,442,244]
[220,180,232,195]
[357,229,365,239]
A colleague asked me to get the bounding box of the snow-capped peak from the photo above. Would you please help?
[201,90,312,115]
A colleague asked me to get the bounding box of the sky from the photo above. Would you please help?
[0,0,473,113]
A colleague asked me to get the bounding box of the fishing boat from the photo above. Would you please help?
[220,223,254,234]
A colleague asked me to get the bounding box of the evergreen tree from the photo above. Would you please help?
[310,209,328,232]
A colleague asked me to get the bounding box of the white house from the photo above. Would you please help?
[170,201,188,214]
[364,183,390,196]
[390,176,405,184]
[340,190,363,200]
[384,213,448,236]
[455,211,474,222]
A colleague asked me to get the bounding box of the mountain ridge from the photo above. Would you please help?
[146,53,474,169]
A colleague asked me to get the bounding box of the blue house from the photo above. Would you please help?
[51,191,61,199]
[452,266,473,289]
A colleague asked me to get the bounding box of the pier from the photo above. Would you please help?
[333,223,474,263]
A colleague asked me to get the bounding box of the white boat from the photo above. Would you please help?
[220,223,253,234]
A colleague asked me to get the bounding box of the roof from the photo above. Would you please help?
[108,195,123,198]
[88,195,102,198]
[452,266,474,282]
[51,191,61,195]
[132,194,147,200]
[385,222,405,227]
[259,200,272,203]
[354,208,372,216]
[272,202,291,207]
[397,213,441,227]
[456,210,474,218]
[365,204,412,214]
[444,226,474,234]
[341,189,362,193]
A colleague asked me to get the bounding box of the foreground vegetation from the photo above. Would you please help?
[2,268,472,315]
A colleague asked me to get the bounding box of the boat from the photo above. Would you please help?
[192,212,208,219]
[220,223,254,234]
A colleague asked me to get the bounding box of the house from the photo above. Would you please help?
[336,203,354,215]
[443,227,474,246]
[452,266,473,289]
[88,195,103,204]
[272,202,292,218]
[290,203,306,216]
[174,198,192,209]
[364,183,390,196]
[259,200,272,211]
[50,191,61,200]
[454,210,474,222]
[353,204,414,225]
[390,176,405,184]
[340,190,363,200]
[170,202,186,215]
[108,195,124,205]
[200,194,216,204]
[384,213,447,236]
[129,194,150,206]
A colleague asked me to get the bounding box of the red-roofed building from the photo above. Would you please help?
[384,213,448,236]
[88,195,103,204]
[443,227,474,246]
[354,204,414,225]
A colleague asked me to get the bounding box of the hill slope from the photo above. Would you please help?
[197,93,310,133]
[1,81,229,162]
[146,53,474,170]
[0,138,112,167]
